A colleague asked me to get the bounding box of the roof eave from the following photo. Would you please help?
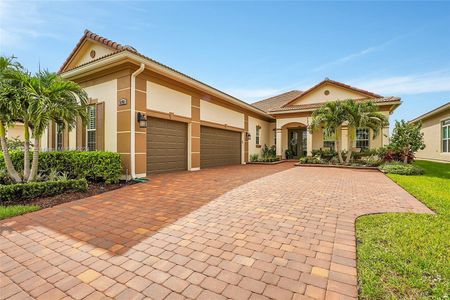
[61,50,274,120]
[269,100,402,115]
[410,102,450,123]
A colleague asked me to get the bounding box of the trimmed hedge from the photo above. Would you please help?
[0,178,88,202]
[379,162,425,175]
[0,151,121,183]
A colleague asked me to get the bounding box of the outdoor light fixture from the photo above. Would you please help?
[137,112,147,128]
[246,132,251,140]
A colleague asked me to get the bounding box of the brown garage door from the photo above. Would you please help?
[147,117,187,174]
[201,126,241,168]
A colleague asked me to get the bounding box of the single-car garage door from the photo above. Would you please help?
[147,117,187,174]
[201,126,241,168]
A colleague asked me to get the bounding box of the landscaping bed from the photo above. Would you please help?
[356,160,450,299]
[295,163,379,170]
[247,160,285,165]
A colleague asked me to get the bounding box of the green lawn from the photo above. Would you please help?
[0,205,41,220]
[356,160,450,299]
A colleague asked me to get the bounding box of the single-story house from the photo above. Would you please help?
[34,30,401,177]
[410,102,450,162]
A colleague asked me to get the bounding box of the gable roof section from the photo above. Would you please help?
[281,78,383,107]
[410,101,450,123]
[59,30,138,73]
[251,90,303,112]
[59,30,273,120]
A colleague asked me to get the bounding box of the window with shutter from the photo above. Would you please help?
[87,105,97,151]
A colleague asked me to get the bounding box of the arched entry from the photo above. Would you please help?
[282,122,308,158]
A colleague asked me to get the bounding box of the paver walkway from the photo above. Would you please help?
[0,165,432,300]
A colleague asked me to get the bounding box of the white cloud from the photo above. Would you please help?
[351,70,450,95]
[225,88,282,102]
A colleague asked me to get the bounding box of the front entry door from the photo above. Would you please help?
[288,128,307,158]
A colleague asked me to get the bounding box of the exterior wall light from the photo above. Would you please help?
[137,112,147,128]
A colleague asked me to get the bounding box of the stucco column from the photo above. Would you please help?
[307,129,313,156]
[341,126,349,151]
[276,129,282,158]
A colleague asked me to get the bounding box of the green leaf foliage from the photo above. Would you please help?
[0,178,87,202]
[0,151,122,184]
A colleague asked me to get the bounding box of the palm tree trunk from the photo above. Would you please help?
[23,119,30,179]
[28,137,40,182]
[336,140,344,164]
[0,122,22,183]
[346,138,353,165]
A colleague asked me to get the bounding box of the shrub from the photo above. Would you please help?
[379,162,425,175]
[0,178,88,202]
[250,154,259,162]
[359,155,383,167]
[298,156,324,164]
[0,151,121,183]
[311,149,337,161]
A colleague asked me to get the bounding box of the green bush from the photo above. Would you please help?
[298,156,324,164]
[0,178,88,202]
[250,154,259,162]
[0,151,121,183]
[379,162,425,175]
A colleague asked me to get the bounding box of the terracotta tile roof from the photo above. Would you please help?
[59,30,272,118]
[251,90,304,112]
[281,78,383,107]
[59,30,138,73]
[269,96,401,113]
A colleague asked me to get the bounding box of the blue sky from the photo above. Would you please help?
[1,1,449,125]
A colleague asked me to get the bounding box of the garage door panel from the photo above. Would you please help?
[200,126,241,168]
[147,118,187,174]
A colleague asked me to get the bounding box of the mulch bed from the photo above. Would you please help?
[3,181,136,209]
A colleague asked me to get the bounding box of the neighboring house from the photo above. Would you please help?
[43,30,401,177]
[410,102,450,162]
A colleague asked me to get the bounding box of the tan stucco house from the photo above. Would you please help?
[410,102,450,162]
[35,30,401,177]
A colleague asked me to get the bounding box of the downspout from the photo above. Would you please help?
[130,63,145,178]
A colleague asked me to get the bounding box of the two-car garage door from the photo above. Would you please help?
[146,117,241,174]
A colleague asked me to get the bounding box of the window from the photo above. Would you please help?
[256,126,261,145]
[87,105,97,151]
[323,131,335,150]
[356,128,370,150]
[273,129,276,145]
[443,119,450,153]
[56,124,63,151]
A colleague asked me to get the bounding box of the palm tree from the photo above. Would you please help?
[0,56,23,183]
[343,100,388,164]
[310,101,347,163]
[26,70,88,181]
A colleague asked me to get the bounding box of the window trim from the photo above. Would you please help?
[86,105,97,151]
[442,118,450,153]
[323,130,336,150]
[355,128,370,150]
[255,125,261,145]
[56,123,63,151]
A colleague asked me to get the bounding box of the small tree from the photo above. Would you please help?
[390,120,425,163]
[310,101,347,163]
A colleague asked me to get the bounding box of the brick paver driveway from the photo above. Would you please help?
[1,164,432,300]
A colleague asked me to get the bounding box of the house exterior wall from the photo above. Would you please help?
[66,41,115,70]
[200,100,245,129]
[248,116,271,157]
[290,83,368,105]
[6,124,24,141]
[415,109,450,162]
[82,79,118,152]
[147,82,191,118]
